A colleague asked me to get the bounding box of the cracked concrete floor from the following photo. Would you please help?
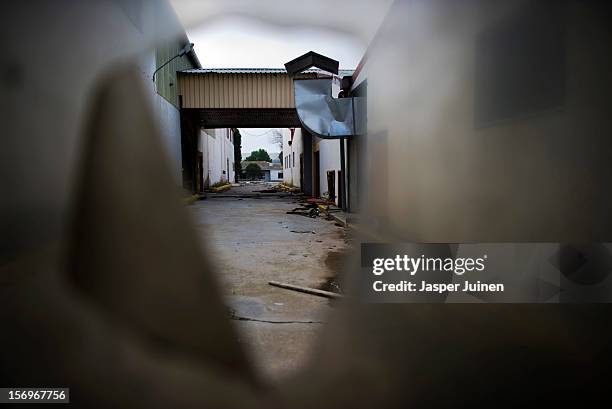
[190,190,349,382]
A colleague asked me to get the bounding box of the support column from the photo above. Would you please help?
[302,130,313,196]
[340,138,347,211]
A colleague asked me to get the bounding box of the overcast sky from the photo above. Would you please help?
[238,128,282,160]
[186,15,365,69]
[185,16,364,158]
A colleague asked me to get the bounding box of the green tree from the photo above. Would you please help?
[245,148,271,162]
[232,128,242,182]
[245,163,262,180]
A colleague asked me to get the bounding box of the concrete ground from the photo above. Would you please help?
[190,183,349,382]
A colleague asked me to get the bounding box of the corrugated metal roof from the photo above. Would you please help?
[179,71,296,109]
[178,67,356,110]
[181,67,355,77]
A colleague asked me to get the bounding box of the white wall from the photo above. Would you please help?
[283,127,345,204]
[199,129,211,186]
[200,128,235,187]
[269,169,283,181]
[315,136,346,206]
[282,128,303,187]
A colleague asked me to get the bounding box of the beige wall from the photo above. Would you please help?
[178,72,316,109]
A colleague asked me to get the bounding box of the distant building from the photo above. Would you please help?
[241,161,283,182]
[282,128,303,189]
[176,66,354,203]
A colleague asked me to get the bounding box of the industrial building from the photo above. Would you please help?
[176,65,356,208]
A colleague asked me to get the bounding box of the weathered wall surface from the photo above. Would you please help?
[139,50,184,185]
[1,0,197,256]
[153,96,183,184]
[361,0,612,242]
[315,137,346,206]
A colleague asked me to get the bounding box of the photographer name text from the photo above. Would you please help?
[371,255,504,293]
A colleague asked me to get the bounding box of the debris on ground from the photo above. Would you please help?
[290,230,316,234]
[319,278,343,294]
[305,197,335,206]
[228,308,325,324]
[277,183,301,193]
[287,205,320,218]
[206,182,232,193]
[184,194,205,205]
[286,198,346,223]
[268,280,345,299]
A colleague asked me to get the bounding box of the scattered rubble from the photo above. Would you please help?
[277,183,300,193]
[286,200,325,218]
[206,182,232,193]
[184,194,205,205]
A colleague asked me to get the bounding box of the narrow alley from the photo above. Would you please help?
[190,184,349,381]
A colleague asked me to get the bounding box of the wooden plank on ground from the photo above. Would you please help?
[268,281,344,299]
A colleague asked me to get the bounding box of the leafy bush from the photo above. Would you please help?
[245,163,262,180]
[245,149,271,162]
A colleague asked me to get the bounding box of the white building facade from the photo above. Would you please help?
[282,128,303,187]
[198,128,235,188]
[269,166,283,182]
[282,126,345,207]
[241,161,282,182]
